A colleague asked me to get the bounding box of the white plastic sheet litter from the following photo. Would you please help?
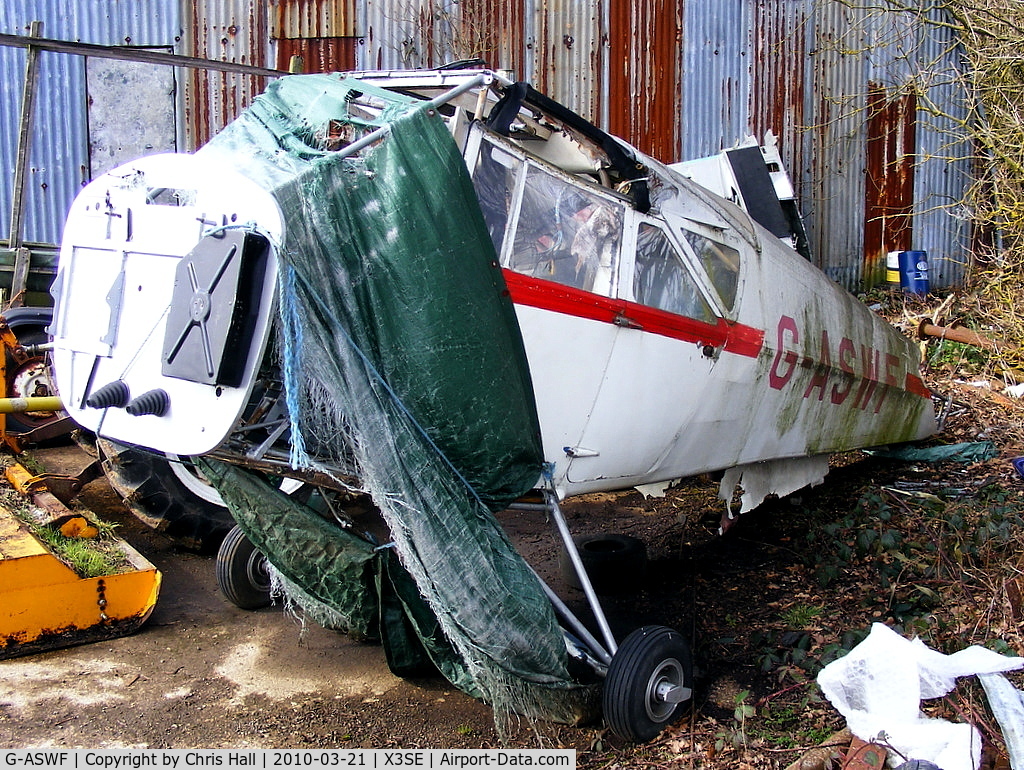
[817,623,1024,770]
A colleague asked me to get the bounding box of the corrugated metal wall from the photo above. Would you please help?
[609,0,682,163]
[0,1,179,245]
[0,0,973,289]
[185,0,271,148]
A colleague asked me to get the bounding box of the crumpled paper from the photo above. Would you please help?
[817,623,1024,770]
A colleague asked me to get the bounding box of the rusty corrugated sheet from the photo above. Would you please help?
[680,0,753,160]
[359,0,460,70]
[863,83,916,284]
[457,0,525,76]
[804,0,868,288]
[908,3,970,289]
[0,0,976,289]
[526,2,604,123]
[750,2,808,199]
[608,0,682,163]
[271,0,357,38]
[276,36,359,72]
[183,0,273,150]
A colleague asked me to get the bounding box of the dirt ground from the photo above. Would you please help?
[1,428,1022,766]
[0,439,798,755]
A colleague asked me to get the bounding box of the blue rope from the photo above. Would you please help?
[278,264,308,467]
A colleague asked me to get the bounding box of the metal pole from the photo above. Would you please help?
[0,31,283,78]
[7,21,43,307]
[544,490,618,655]
[532,568,612,666]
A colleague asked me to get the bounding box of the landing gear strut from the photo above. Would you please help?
[513,492,694,742]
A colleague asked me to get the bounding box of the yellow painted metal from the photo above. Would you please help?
[0,504,161,659]
[0,396,63,413]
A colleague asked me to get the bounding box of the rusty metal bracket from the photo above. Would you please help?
[6,458,103,506]
[4,462,100,536]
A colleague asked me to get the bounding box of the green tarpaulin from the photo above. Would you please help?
[197,74,597,726]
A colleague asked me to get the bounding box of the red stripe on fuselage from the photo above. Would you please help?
[502,269,765,358]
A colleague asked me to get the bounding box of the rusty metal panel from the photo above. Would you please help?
[805,1,968,290]
[271,0,358,38]
[358,0,461,70]
[863,83,916,285]
[0,1,179,246]
[750,1,809,208]
[275,36,360,71]
[608,0,681,163]
[908,4,970,289]
[456,0,526,76]
[524,1,604,124]
[182,0,273,150]
[803,0,868,289]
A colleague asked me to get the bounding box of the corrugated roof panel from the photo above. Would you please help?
[271,0,358,39]
[183,0,273,149]
[0,1,179,246]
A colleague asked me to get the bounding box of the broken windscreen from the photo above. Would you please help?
[471,133,625,297]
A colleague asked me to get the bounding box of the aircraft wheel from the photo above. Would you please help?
[603,625,693,742]
[217,524,273,610]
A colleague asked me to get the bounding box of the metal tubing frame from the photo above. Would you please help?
[333,73,496,161]
[531,568,611,666]
[542,489,619,655]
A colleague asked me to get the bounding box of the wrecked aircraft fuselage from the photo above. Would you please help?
[49,69,935,741]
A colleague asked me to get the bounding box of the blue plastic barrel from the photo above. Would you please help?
[898,250,929,294]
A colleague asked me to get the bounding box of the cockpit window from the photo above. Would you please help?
[679,229,740,310]
[472,142,522,258]
[633,223,717,323]
[471,131,625,296]
[510,165,622,294]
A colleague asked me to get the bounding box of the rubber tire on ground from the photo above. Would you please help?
[216,524,273,610]
[3,307,59,434]
[603,625,693,743]
[98,438,236,552]
[559,533,647,594]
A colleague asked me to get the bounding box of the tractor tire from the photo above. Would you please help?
[559,533,647,594]
[98,438,235,552]
[3,307,60,434]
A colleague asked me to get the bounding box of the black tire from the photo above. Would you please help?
[3,307,60,434]
[216,524,273,610]
[603,625,693,742]
[559,533,647,593]
[98,439,235,551]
